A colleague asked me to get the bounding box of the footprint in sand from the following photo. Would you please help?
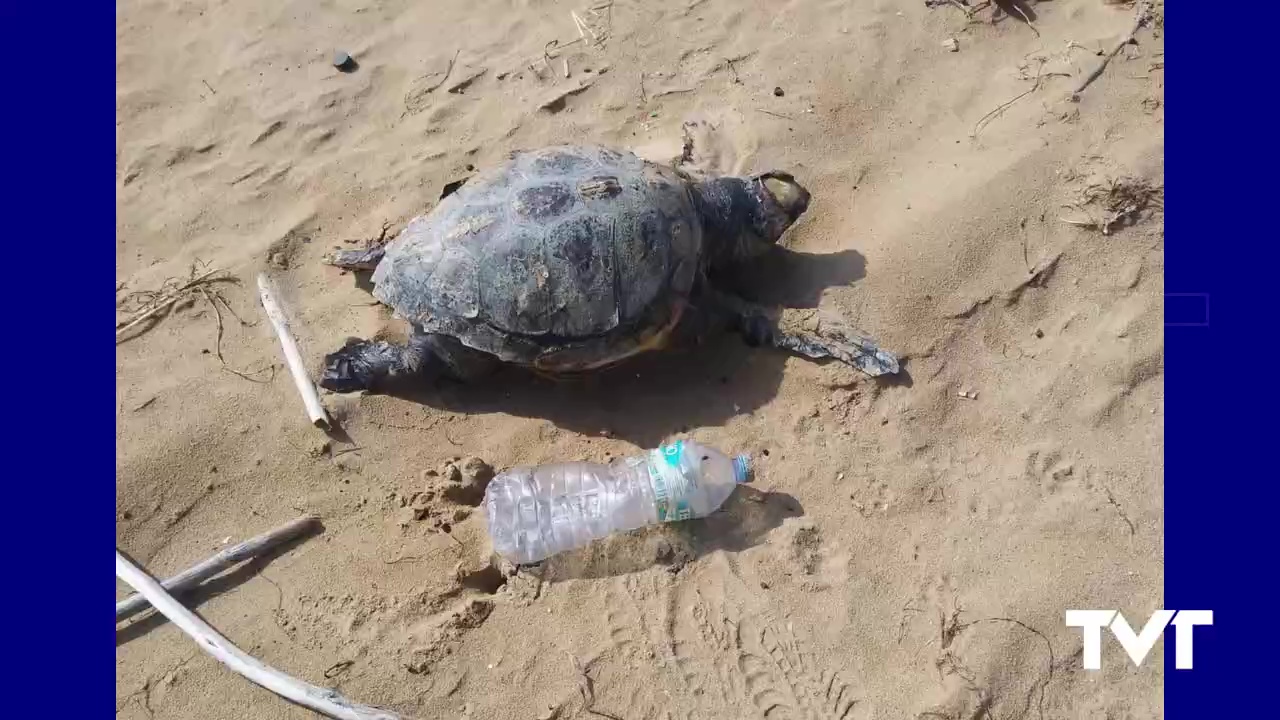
[593,557,862,720]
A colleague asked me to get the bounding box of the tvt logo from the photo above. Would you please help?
[1066,610,1213,670]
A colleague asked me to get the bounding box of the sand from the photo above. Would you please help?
[116,1,1165,718]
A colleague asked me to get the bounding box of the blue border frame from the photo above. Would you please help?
[1165,4,1277,713]
[5,2,115,713]
[1164,293,1208,327]
[4,1,1271,714]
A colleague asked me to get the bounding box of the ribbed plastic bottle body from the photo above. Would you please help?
[484,440,749,564]
[484,457,656,565]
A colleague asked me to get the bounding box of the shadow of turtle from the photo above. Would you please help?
[374,247,868,447]
[721,247,866,308]
[536,487,804,580]
[419,336,775,448]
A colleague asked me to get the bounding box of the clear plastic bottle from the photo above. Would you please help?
[483,440,753,564]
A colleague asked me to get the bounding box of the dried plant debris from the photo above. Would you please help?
[117,261,274,381]
[1061,176,1163,235]
[116,262,237,338]
[971,56,1071,138]
[1072,1,1158,99]
[573,2,615,49]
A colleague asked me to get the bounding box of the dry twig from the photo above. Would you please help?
[422,50,461,94]
[724,56,741,84]
[569,653,593,707]
[1002,1,1040,37]
[198,286,275,383]
[925,0,992,20]
[971,58,1069,137]
[947,616,1057,720]
[565,653,622,719]
[756,108,793,120]
[581,2,615,47]
[1072,1,1154,100]
[570,10,597,46]
[1103,486,1137,535]
[116,264,232,338]
[118,262,273,380]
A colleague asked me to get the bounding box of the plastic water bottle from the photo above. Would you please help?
[483,440,753,564]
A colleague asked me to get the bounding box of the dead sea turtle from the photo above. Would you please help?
[319,145,898,392]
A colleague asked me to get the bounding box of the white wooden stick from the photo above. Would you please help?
[257,273,330,429]
[116,515,320,622]
[115,550,407,720]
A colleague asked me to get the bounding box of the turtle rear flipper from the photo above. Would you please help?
[324,246,385,271]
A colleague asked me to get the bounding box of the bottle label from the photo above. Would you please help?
[648,441,696,522]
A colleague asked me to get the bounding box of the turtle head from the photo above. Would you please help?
[753,171,811,241]
[692,171,811,266]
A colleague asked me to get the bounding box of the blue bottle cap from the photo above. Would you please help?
[732,454,753,484]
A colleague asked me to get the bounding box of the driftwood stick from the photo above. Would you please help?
[115,550,408,720]
[1072,1,1153,100]
[257,273,330,429]
[115,515,321,622]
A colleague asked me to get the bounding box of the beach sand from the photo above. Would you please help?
[116,1,1165,718]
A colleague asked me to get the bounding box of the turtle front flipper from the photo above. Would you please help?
[323,246,386,271]
[320,331,499,393]
[320,331,439,393]
[705,291,900,377]
[320,337,413,393]
[768,314,900,377]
